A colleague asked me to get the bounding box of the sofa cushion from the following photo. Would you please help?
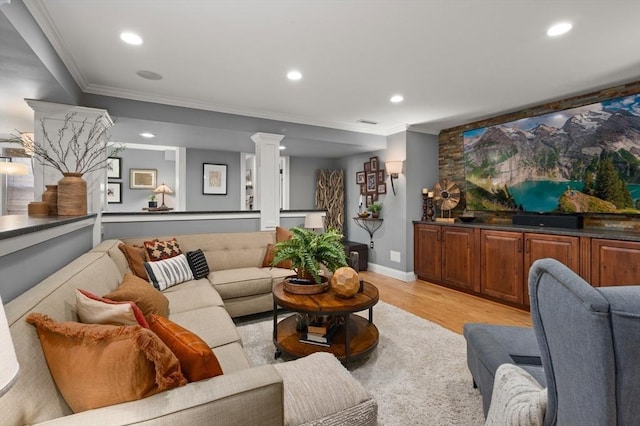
[26,313,186,413]
[186,249,210,279]
[144,254,194,291]
[262,243,293,269]
[75,289,149,328]
[148,314,223,382]
[162,279,224,314]
[104,273,169,318]
[210,267,273,299]
[118,243,150,279]
[276,226,292,242]
[144,238,183,261]
[169,306,241,348]
[213,342,253,373]
[485,363,547,426]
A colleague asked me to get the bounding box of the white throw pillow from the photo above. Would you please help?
[144,254,194,291]
[485,363,547,426]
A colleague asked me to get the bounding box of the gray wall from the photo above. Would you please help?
[289,157,339,210]
[186,148,241,211]
[0,226,93,302]
[405,131,440,271]
[106,148,176,211]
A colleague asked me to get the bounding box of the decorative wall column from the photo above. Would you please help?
[251,132,284,230]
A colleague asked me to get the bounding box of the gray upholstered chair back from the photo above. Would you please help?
[529,258,640,426]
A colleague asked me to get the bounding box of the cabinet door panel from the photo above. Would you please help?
[523,233,580,305]
[591,239,640,287]
[441,227,474,290]
[481,230,524,304]
[414,224,441,282]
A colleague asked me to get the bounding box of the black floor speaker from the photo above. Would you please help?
[512,214,584,229]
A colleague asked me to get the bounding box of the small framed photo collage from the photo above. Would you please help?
[356,156,387,207]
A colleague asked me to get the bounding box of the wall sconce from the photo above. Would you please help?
[385,161,403,195]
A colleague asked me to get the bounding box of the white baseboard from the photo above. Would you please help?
[366,263,417,282]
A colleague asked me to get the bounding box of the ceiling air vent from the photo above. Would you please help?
[356,119,379,125]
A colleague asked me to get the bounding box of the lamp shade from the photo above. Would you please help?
[0,158,29,176]
[0,295,19,397]
[153,183,173,194]
[385,161,403,176]
[304,212,325,230]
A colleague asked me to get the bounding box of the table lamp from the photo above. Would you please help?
[153,183,173,210]
[304,212,325,232]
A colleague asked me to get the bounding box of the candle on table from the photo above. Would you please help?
[422,188,428,194]
[428,191,434,198]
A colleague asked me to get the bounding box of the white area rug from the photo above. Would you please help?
[235,301,485,425]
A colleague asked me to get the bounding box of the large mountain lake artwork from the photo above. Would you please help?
[463,93,640,214]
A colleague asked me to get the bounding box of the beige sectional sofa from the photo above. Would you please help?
[2,230,377,426]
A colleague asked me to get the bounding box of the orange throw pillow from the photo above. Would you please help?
[276,226,292,242]
[262,243,293,269]
[148,314,223,382]
[118,243,149,279]
[26,313,186,413]
[104,273,169,318]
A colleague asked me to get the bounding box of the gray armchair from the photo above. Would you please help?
[464,258,640,425]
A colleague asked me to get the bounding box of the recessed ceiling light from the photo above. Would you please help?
[279,146,287,150]
[139,132,156,138]
[137,70,163,80]
[390,95,404,103]
[287,70,302,81]
[120,32,143,45]
[547,22,572,37]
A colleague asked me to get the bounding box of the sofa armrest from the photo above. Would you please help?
[35,365,284,426]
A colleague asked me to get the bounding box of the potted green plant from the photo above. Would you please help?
[271,227,347,291]
[148,193,158,208]
[368,202,383,218]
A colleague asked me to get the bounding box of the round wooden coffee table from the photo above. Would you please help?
[272,281,379,365]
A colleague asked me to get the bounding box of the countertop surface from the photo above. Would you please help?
[412,220,640,242]
[0,214,97,240]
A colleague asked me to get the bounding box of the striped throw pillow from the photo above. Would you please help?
[144,254,194,291]
[186,249,209,279]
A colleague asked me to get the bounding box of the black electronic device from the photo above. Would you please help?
[512,213,584,229]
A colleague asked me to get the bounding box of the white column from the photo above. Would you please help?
[251,132,284,230]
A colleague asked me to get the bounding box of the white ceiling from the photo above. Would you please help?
[16,0,640,138]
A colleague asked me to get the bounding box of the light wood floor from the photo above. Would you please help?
[359,270,532,334]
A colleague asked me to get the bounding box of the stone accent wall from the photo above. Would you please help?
[438,80,640,228]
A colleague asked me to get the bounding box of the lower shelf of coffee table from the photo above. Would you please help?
[274,314,379,362]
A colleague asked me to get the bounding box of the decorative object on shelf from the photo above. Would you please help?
[433,179,461,223]
[130,168,157,190]
[272,227,347,287]
[202,163,227,195]
[352,216,384,248]
[358,211,370,218]
[421,188,435,221]
[283,276,329,295]
[368,201,383,218]
[330,266,360,298]
[385,161,403,195]
[153,183,173,210]
[27,201,49,217]
[58,172,87,216]
[460,210,477,223]
[107,182,122,204]
[42,185,58,215]
[148,193,157,208]
[107,157,121,179]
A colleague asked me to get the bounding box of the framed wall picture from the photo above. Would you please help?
[364,161,371,172]
[370,156,378,172]
[366,172,377,193]
[378,183,387,194]
[377,170,385,184]
[107,157,121,179]
[203,163,228,195]
[372,192,378,201]
[366,194,373,207]
[356,171,365,184]
[360,184,366,195]
[107,182,122,203]
[129,168,157,189]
